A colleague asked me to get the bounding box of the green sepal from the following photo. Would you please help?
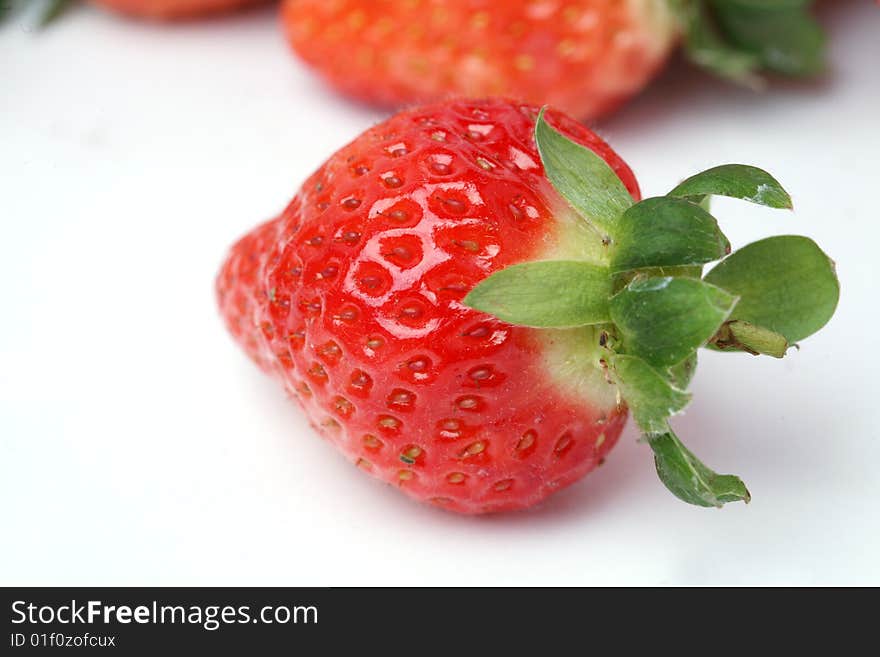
[534,108,633,235]
[710,0,825,77]
[704,235,839,342]
[40,0,74,26]
[676,0,825,84]
[463,260,612,328]
[612,266,703,295]
[677,0,763,86]
[1,0,23,22]
[0,0,74,26]
[710,319,789,357]
[667,352,698,390]
[647,431,751,508]
[668,164,792,209]
[610,196,730,273]
[609,355,691,434]
[610,276,737,368]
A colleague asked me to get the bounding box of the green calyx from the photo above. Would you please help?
[463,109,840,509]
[672,0,826,86]
[1,0,74,27]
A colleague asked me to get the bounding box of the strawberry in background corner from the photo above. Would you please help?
[282,0,827,120]
[216,98,839,513]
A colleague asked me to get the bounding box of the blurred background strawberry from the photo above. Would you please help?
[282,0,827,120]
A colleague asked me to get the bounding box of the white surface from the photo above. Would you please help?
[2,2,878,586]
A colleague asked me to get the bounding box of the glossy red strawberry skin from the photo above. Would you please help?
[217,99,639,513]
[90,0,267,19]
[282,0,678,120]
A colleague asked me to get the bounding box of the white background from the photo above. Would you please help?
[2,1,878,586]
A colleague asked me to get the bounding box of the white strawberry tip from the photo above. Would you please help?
[464,108,839,508]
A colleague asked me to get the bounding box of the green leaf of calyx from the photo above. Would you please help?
[609,355,691,434]
[704,235,839,343]
[610,196,730,273]
[463,260,612,328]
[675,1,825,83]
[647,431,751,508]
[667,352,698,390]
[677,0,763,87]
[709,0,825,77]
[40,0,74,26]
[609,347,748,509]
[0,0,73,26]
[668,164,792,209]
[0,0,23,23]
[610,276,737,368]
[534,108,633,235]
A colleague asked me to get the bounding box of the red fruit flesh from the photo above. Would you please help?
[282,0,678,120]
[90,0,267,19]
[217,99,638,513]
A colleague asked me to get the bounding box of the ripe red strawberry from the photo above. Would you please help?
[217,98,838,512]
[89,0,266,19]
[281,0,826,120]
[218,100,636,513]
